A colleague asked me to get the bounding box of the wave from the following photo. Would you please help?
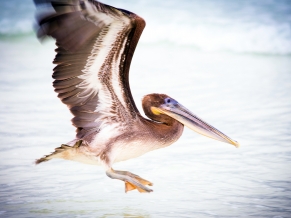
[141,21,291,56]
[3,21,289,56]
[0,0,34,39]
[1,0,290,56]
[138,0,291,56]
[0,19,34,39]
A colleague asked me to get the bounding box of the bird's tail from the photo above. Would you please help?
[35,140,83,164]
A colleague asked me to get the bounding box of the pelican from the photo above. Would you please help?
[34,0,239,193]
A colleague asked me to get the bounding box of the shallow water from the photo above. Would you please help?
[1,0,291,217]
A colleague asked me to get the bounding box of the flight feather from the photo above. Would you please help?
[34,0,145,138]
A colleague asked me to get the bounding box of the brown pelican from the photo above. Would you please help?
[34,0,239,193]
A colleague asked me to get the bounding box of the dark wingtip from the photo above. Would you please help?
[35,157,49,165]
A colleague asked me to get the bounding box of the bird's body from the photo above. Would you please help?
[35,0,239,193]
[51,116,183,166]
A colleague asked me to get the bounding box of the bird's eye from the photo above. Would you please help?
[166,99,171,103]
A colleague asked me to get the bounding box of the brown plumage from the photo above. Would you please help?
[34,0,239,193]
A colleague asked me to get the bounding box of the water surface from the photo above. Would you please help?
[0,0,291,217]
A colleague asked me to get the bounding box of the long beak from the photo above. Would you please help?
[152,103,239,148]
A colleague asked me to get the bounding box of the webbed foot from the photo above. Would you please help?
[106,168,153,193]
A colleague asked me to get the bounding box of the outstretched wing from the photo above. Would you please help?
[34,0,145,138]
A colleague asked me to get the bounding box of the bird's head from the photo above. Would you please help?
[142,93,239,147]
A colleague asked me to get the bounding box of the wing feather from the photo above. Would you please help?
[35,0,145,138]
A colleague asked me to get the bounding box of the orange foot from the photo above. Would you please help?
[125,176,153,193]
[106,169,153,193]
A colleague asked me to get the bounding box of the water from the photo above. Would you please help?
[1,0,291,217]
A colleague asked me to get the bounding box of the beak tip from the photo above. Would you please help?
[233,141,240,148]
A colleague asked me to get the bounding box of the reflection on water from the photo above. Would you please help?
[0,37,291,217]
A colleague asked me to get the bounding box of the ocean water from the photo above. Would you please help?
[1,0,291,217]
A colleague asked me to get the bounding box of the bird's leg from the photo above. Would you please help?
[114,169,153,192]
[106,168,153,193]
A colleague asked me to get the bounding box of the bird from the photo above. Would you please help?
[34,0,239,193]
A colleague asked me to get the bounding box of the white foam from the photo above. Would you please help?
[1,0,290,55]
[141,21,291,55]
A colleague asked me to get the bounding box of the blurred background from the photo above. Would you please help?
[0,0,291,217]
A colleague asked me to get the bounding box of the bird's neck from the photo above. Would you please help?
[140,115,184,146]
